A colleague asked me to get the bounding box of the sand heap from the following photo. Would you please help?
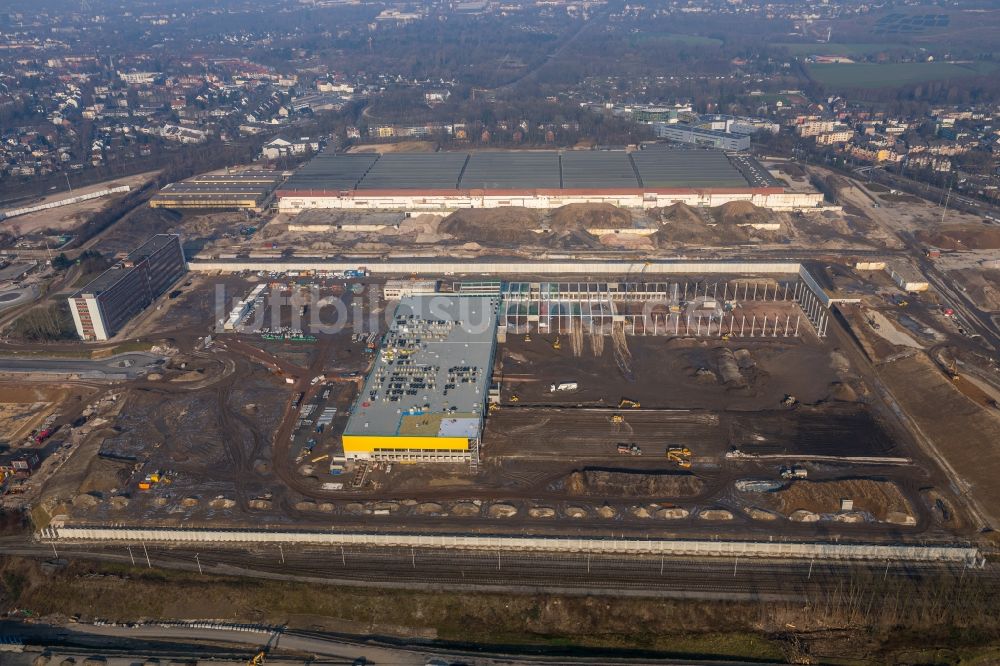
[439,207,540,243]
[549,203,632,233]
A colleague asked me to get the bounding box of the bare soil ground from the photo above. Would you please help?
[563,469,705,498]
[756,479,913,521]
[499,336,854,411]
[0,384,68,441]
[347,141,435,153]
[878,354,1000,526]
[947,268,1000,311]
[916,225,1000,250]
[1,172,158,234]
[439,208,541,243]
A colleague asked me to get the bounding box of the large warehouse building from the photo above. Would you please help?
[150,171,284,211]
[343,295,499,462]
[69,234,187,341]
[276,147,823,212]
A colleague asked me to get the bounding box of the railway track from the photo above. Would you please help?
[13,541,997,601]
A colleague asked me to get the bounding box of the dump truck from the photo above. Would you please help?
[550,382,578,392]
[617,443,642,456]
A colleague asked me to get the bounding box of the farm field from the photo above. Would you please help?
[806,61,998,89]
[777,43,904,56]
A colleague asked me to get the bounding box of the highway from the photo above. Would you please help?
[2,619,790,665]
[0,352,163,379]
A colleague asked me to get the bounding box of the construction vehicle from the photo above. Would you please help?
[510,393,520,403]
[552,336,561,350]
[617,442,642,456]
[524,333,531,342]
[781,466,808,479]
[781,394,798,407]
[246,628,282,666]
[488,402,500,414]
[611,413,624,424]
[550,382,578,392]
[666,446,692,469]
[311,453,330,463]
[618,398,641,409]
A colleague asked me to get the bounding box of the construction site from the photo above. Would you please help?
[0,150,992,601]
[20,255,986,553]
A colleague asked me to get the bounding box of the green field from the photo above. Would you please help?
[806,61,998,88]
[634,33,723,48]
[777,42,905,56]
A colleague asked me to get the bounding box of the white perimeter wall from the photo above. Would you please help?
[39,526,979,563]
[189,260,804,275]
[278,191,826,213]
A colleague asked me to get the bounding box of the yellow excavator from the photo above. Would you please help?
[667,446,693,469]
[618,398,641,409]
[611,413,625,424]
[510,393,520,403]
[246,628,282,666]
[552,336,562,350]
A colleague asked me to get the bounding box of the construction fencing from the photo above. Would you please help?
[40,526,980,564]
[0,185,131,221]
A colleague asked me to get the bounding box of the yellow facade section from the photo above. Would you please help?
[342,434,470,454]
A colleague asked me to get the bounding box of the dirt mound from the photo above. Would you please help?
[654,202,703,225]
[712,201,774,227]
[414,502,444,515]
[451,501,481,516]
[916,226,1000,250]
[439,208,540,243]
[549,203,632,232]
[653,203,750,245]
[565,469,705,498]
[763,479,912,521]
[488,502,518,518]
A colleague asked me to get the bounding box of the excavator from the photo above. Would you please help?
[618,398,641,409]
[246,628,283,666]
[666,446,693,469]
[611,413,624,424]
[552,336,562,350]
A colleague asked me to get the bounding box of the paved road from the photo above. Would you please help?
[1,619,786,665]
[0,352,163,379]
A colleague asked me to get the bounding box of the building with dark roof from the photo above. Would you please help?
[150,171,284,211]
[68,234,186,341]
[277,147,824,212]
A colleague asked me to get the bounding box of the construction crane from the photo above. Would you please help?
[618,398,641,409]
